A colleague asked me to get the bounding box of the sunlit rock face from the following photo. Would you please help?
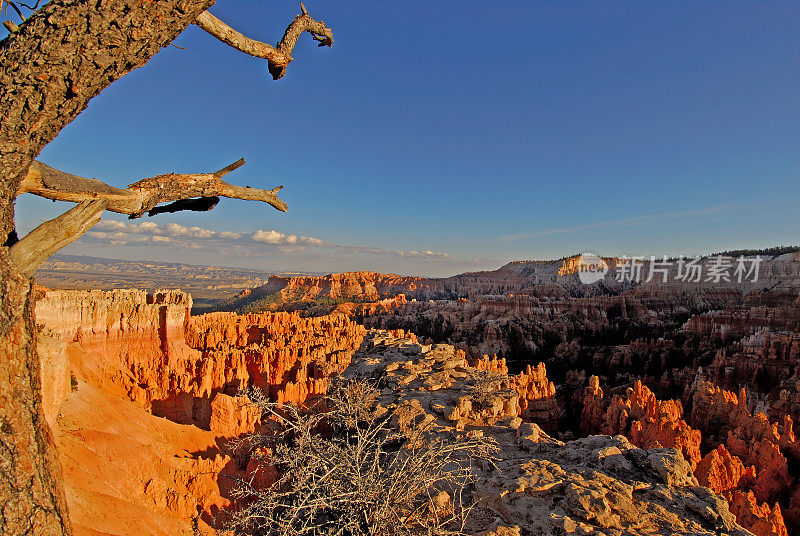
[36,288,367,424]
[580,378,702,469]
[230,254,800,313]
[223,259,634,312]
[36,289,366,536]
[226,271,434,309]
[581,375,797,536]
[41,287,751,536]
[343,330,753,536]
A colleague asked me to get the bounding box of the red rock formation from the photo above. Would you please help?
[184,309,365,412]
[510,362,559,428]
[209,393,261,437]
[728,434,792,505]
[695,445,747,494]
[36,288,368,536]
[232,271,431,306]
[229,255,680,313]
[580,375,607,436]
[593,379,702,468]
[688,382,752,447]
[474,353,507,373]
[385,328,418,343]
[53,372,233,536]
[557,255,620,276]
[585,376,792,536]
[36,289,367,429]
[334,293,408,319]
[691,381,795,505]
[33,252,800,535]
[686,380,798,535]
[35,288,197,409]
[728,491,788,536]
[473,355,559,430]
[361,291,688,380]
[37,324,69,427]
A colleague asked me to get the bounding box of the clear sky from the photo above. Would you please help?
[14,1,800,276]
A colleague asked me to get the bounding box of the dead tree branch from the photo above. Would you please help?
[10,199,106,277]
[17,158,287,218]
[195,4,333,80]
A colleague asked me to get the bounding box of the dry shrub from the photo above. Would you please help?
[224,378,497,536]
[466,371,507,408]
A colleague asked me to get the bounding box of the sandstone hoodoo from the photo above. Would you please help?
[37,288,367,420]
[580,375,798,536]
[37,288,366,535]
[338,330,756,535]
[223,272,432,313]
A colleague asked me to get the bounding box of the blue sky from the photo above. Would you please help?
[14,1,799,276]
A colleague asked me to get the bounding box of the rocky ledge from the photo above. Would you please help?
[342,331,752,535]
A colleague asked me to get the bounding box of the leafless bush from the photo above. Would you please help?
[466,371,508,408]
[224,378,497,536]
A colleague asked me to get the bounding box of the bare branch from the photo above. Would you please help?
[127,164,288,216]
[10,199,106,277]
[213,157,246,178]
[17,0,42,11]
[3,0,25,21]
[194,4,333,80]
[195,11,289,67]
[17,158,287,218]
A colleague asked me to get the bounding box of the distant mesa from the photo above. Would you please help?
[218,247,800,314]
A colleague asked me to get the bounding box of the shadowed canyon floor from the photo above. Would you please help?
[35,251,800,535]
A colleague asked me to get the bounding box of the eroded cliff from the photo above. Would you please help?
[37,288,366,535]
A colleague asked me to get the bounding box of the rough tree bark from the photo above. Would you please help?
[0,1,332,535]
[0,2,216,534]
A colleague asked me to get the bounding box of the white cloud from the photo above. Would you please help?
[86,219,451,263]
[164,223,189,236]
[393,250,450,259]
[188,226,215,239]
[250,230,337,250]
[95,220,127,231]
[128,221,162,234]
[300,236,326,247]
[251,229,288,244]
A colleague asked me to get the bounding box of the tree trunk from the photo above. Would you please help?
[0,1,215,534]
